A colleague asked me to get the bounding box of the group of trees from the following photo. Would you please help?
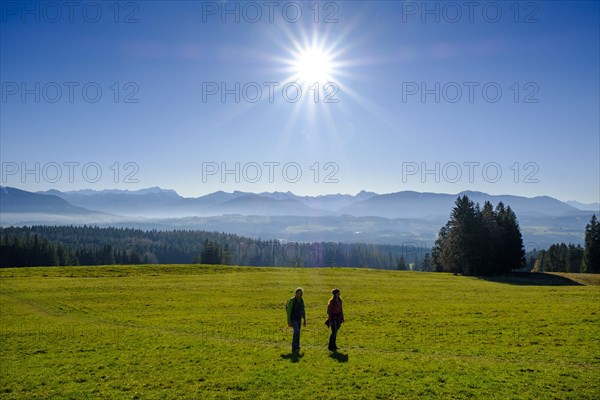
[0,226,258,268]
[192,239,230,265]
[532,215,599,273]
[0,225,421,269]
[431,196,525,275]
[430,196,599,275]
[532,243,583,273]
[0,233,79,267]
[3,210,597,274]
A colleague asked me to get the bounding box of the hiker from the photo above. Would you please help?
[286,287,306,353]
[326,288,344,352]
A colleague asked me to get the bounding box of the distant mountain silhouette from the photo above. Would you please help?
[0,186,592,246]
[39,188,376,217]
[38,187,182,216]
[32,187,585,219]
[293,190,378,212]
[206,194,328,216]
[341,190,581,219]
[340,191,456,219]
[566,200,600,212]
[456,192,580,216]
[1,187,97,215]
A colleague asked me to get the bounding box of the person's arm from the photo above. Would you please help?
[302,299,306,326]
[286,299,292,327]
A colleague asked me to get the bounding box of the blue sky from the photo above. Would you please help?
[1,0,598,203]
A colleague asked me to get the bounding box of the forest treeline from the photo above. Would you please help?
[2,201,597,274]
[531,214,600,273]
[0,225,425,269]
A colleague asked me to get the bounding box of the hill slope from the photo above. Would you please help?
[0,186,98,214]
[1,265,598,399]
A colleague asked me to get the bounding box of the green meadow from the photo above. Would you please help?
[1,265,598,399]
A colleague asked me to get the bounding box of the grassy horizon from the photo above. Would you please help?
[1,265,599,399]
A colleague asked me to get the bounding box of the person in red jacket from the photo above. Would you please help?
[326,288,344,352]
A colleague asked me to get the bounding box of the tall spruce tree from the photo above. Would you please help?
[581,214,600,273]
[496,204,525,273]
[432,196,481,275]
[567,244,584,273]
[479,201,499,275]
[421,252,433,272]
[431,225,448,272]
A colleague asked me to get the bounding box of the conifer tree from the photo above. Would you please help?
[582,214,600,273]
[497,205,525,273]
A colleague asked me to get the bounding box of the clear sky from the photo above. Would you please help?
[1,0,598,203]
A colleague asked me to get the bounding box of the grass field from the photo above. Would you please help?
[1,265,599,399]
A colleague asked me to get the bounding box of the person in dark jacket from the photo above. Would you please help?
[326,288,344,352]
[286,287,306,353]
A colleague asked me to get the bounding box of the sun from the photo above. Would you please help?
[291,46,335,85]
[268,29,356,108]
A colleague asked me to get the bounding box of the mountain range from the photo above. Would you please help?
[1,186,597,247]
[32,187,379,217]
[565,200,600,211]
[21,186,596,218]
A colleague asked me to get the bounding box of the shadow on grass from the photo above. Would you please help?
[280,352,304,363]
[477,272,583,286]
[329,351,348,363]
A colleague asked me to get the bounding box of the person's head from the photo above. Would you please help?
[331,288,340,298]
[295,287,303,299]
